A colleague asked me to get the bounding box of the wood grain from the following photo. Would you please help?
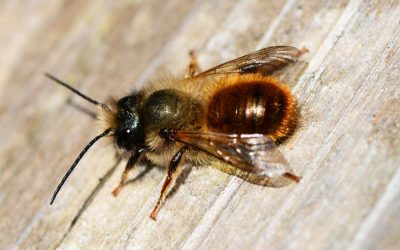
[0,0,399,249]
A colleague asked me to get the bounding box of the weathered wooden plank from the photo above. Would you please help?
[1,0,200,248]
[0,0,399,249]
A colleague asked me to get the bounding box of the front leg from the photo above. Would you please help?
[150,146,188,220]
[112,148,145,196]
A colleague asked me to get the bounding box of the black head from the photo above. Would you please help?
[115,94,145,152]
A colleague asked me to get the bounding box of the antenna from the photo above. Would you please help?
[50,128,113,205]
[44,73,110,111]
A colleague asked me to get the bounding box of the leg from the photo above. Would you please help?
[112,148,144,196]
[150,146,188,220]
[283,172,301,183]
[185,50,201,78]
[299,47,309,56]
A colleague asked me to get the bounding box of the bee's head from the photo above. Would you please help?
[115,94,145,152]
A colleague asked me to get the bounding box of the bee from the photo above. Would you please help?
[47,46,307,220]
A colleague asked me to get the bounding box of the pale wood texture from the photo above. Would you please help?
[1,0,399,249]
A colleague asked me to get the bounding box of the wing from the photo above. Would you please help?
[198,46,306,76]
[172,131,300,187]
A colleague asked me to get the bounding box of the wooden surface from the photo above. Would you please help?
[1,0,399,249]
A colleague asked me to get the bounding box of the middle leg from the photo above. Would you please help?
[150,146,188,220]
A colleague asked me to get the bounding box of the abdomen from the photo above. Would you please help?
[206,76,297,141]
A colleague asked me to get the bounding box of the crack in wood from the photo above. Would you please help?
[54,157,122,248]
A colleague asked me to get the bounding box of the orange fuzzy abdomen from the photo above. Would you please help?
[206,77,297,141]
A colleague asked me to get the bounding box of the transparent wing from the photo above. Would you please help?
[172,131,299,187]
[199,46,305,76]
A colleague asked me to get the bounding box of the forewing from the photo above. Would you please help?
[199,46,304,76]
[173,131,297,187]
